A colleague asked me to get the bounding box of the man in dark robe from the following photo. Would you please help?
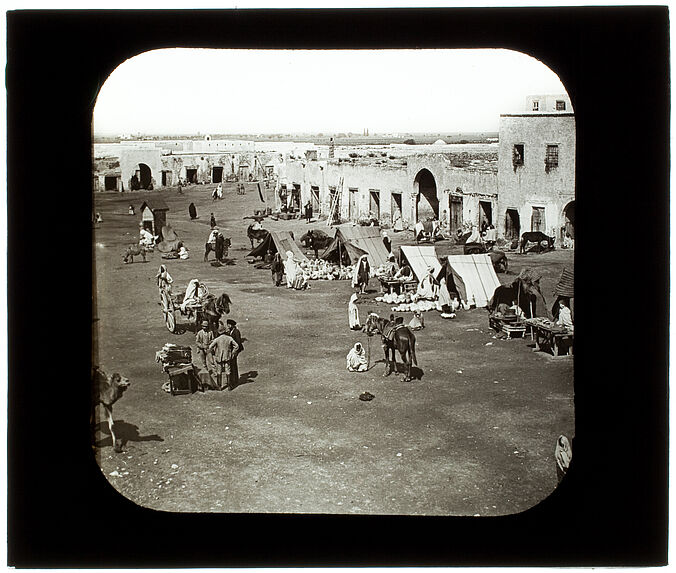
[271,252,284,286]
[189,203,198,220]
[210,213,217,229]
[304,201,313,223]
[215,232,225,262]
[307,230,319,259]
[226,319,244,389]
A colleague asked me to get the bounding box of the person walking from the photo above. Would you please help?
[226,319,244,388]
[189,202,198,220]
[352,255,370,294]
[208,325,239,390]
[210,213,217,229]
[304,200,313,224]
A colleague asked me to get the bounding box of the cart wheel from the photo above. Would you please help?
[166,309,176,333]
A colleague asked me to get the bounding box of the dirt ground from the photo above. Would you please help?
[93,182,574,516]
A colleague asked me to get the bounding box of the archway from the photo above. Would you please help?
[414,169,438,221]
[138,163,152,189]
[563,201,575,239]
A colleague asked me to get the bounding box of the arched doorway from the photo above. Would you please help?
[563,201,575,239]
[138,163,152,189]
[414,169,438,221]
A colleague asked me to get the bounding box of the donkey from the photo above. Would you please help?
[123,244,147,263]
[365,313,418,382]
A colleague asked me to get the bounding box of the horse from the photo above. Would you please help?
[201,292,232,333]
[247,225,270,249]
[204,236,232,262]
[364,313,418,382]
[519,231,555,254]
[123,244,148,263]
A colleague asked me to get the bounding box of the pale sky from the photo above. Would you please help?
[93,48,568,136]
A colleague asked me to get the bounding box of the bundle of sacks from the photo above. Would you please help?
[298,259,354,281]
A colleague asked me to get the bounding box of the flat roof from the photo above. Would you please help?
[500,113,575,118]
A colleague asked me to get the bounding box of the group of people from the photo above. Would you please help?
[212,184,223,201]
[195,318,244,391]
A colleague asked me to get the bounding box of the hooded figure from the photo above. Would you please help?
[189,203,198,220]
[352,255,370,293]
[284,251,298,288]
[555,435,572,482]
[346,342,368,372]
[181,279,202,312]
[348,292,361,330]
[156,264,173,293]
[382,232,392,254]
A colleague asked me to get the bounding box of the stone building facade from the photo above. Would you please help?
[496,95,575,241]
[282,152,498,232]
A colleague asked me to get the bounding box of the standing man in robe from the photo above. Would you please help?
[226,319,244,388]
[208,324,239,390]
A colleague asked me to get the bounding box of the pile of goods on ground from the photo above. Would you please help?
[375,292,439,313]
[298,259,354,280]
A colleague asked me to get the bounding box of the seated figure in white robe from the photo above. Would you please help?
[139,227,155,247]
[181,279,203,312]
[346,342,368,372]
[284,251,298,288]
[416,267,438,300]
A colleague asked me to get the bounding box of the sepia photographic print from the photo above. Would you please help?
[92,48,575,515]
[8,7,668,567]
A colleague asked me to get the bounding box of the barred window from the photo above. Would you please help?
[545,144,559,172]
[556,100,566,111]
[532,100,540,111]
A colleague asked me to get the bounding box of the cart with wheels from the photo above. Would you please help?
[159,282,209,334]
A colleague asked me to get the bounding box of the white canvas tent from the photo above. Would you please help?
[440,254,502,308]
[400,245,442,281]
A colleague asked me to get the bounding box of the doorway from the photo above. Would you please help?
[479,200,492,231]
[531,206,545,231]
[310,186,320,212]
[186,168,198,184]
[104,176,117,191]
[291,184,301,210]
[161,171,173,186]
[138,163,152,189]
[414,169,438,220]
[369,189,380,219]
[449,196,463,235]
[212,166,224,184]
[505,208,521,239]
[349,188,359,220]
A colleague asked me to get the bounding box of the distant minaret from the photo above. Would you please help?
[329,137,335,159]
